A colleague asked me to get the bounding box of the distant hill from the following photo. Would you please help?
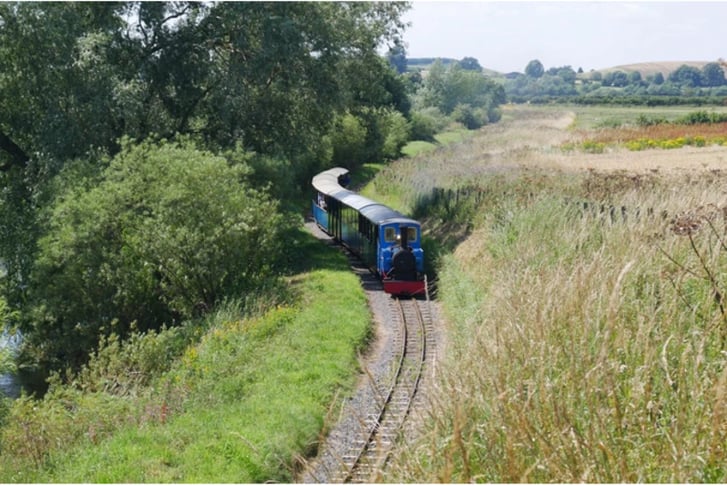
[407,58,722,79]
[407,57,501,77]
[590,61,714,77]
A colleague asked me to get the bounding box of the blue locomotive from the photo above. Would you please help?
[312,167,426,297]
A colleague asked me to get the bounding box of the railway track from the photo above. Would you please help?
[300,221,437,483]
[330,296,434,483]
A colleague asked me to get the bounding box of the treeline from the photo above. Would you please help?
[0,2,505,382]
[505,59,727,104]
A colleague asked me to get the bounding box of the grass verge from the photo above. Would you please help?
[0,230,371,482]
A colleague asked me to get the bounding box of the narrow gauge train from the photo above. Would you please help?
[312,167,426,296]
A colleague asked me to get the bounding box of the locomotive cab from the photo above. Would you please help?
[380,222,425,296]
[389,227,417,281]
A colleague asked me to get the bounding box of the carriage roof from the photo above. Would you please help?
[312,167,420,227]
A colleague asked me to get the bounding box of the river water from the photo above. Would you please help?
[0,331,21,399]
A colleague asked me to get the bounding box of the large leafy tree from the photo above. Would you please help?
[0,2,409,167]
[419,61,505,125]
[668,64,703,87]
[21,138,286,371]
[701,62,726,87]
[525,59,544,78]
[0,1,411,372]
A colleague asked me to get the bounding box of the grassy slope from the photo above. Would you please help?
[0,229,371,483]
[382,105,727,482]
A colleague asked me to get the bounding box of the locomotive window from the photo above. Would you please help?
[407,227,418,243]
[384,227,396,242]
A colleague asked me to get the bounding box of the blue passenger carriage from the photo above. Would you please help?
[312,168,426,296]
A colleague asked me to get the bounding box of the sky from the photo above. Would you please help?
[400,1,727,73]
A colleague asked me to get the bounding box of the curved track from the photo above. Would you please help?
[300,220,437,483]
[335,297,433,483]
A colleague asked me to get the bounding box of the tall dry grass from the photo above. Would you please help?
[383,106,727,482]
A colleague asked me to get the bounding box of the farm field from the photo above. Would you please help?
[374,104,727,482]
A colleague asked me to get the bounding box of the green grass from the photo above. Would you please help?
[564,104,727,129]
[401,140,438,157]
[434,128,471,145]
[0,231,371,483]
[400,128,472,158]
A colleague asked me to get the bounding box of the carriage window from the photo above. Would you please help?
[407,227,418,243]
[384,227,396,242]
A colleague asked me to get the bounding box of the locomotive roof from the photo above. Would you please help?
[313,167,420,226]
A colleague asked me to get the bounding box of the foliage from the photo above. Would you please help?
[451,104,485,130]
[0,2,411,318]
[525,59,544,78]
[676,110,727,125]
[0,233,371,483]
[1,296,19,376]
[0,2,410,168]
[702,62,726,87]
[329,112,369,167]
[387,42,408,74]
[505,60,727,104]
[18,138,288,372]
[380,108,412,160]
[458,56,482,72]
[408,109,443,142]
[414,60,504,131]
[668,64,705,87]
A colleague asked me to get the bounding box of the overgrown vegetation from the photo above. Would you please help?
[377,105,727,482]
[561,110,727,153]
[0,229,371,482]
[17,138,289,374]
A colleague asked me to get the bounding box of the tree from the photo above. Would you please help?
[0,1,411,172]
[458,56,483,72]
[603,71,629,87]
[0,2,126,171]
[525,59,544,78]
[702,62,726,87]
[668,64,703,87]
[555,66,577,84]
[415,62,504,129]
[20,138,287,371]
[628,71,643,86]
[387,42,407,74]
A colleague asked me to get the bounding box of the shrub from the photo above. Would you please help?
[329,112,368,167]
[380,108,411,160]
[20,137,288,372]
[408,110,439,141]
[451,103,483,130]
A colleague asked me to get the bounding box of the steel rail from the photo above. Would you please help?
[340,297,428,483]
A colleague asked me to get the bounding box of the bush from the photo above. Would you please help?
[408,110,439,141]
[20,137,288,372]
[451,103,486,130]
[380,108,411,160]
[329,112,368,167]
